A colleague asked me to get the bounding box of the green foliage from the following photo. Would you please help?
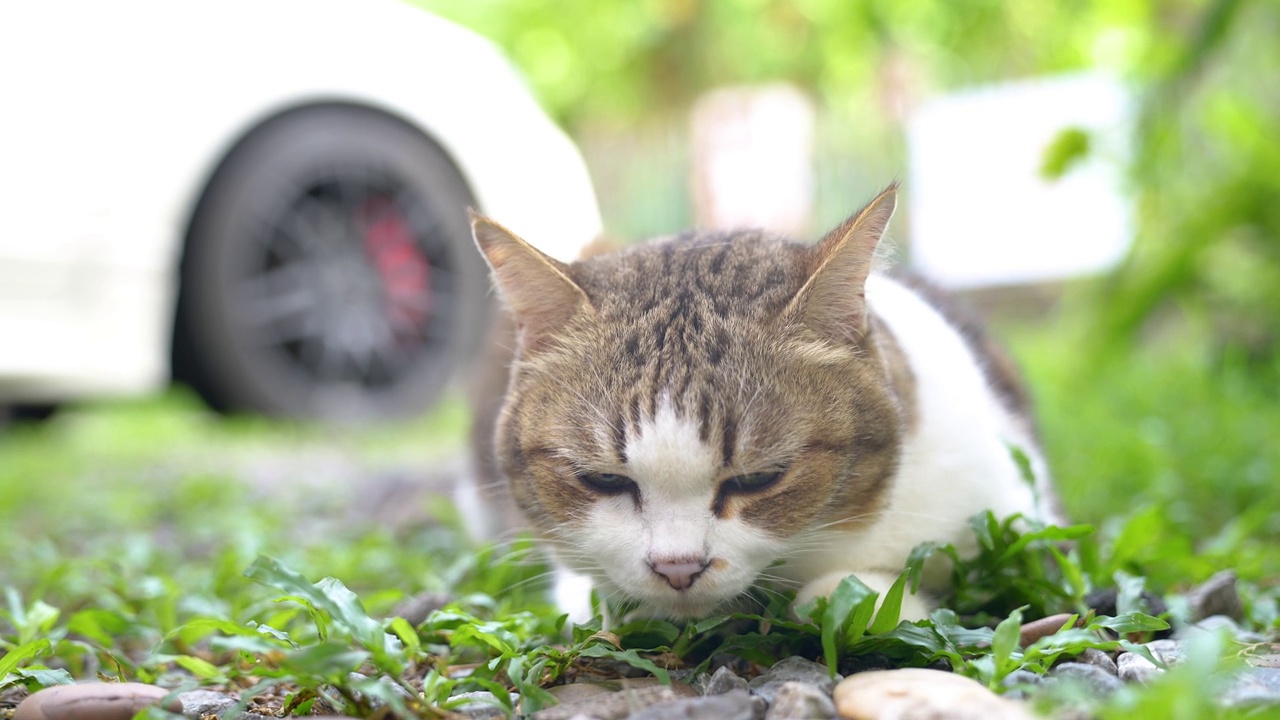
[1,392,1276,717]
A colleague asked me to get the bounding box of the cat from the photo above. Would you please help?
[459,184,1058,624]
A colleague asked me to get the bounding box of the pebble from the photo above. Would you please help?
[177,689,237,717]
[833,668,1035,720]
[697,666,749,696]
[13,683,183,720]
[1115,652,1162,683]
[1050,662,1126,693]
[763,681,837,719]
[626,688,758,720]
[1185,570,1244,621]
[533,684,680,720]
[999,670,1045,701]
[1076,648,1118,675]
[1018,613,1075,647]
[748,655,838,705]
[1144,639,1184,666]
[1223,667,1280,707]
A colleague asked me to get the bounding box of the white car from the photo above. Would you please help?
[0,0,601,421]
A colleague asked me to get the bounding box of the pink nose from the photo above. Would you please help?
[649,557,709,590]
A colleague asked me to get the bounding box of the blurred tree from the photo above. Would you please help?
[1095,0,1280,361]
[414,0,1146,127]
[418,0,1280,358]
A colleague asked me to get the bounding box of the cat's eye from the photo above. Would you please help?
[722,471,783,494]
[578,472,636,495]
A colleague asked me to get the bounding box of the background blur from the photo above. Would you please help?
[3,0,1278,577]
[413,0,1280,555]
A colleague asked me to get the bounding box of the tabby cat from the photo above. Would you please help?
[460,184,1057,623]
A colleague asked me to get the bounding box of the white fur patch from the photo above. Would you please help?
[544,394,789,619]
[624,394,719,499]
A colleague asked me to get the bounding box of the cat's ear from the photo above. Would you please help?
[470,211,593,352]
[786,183,897,343]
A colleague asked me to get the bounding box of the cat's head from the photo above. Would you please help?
[472,186,906,618]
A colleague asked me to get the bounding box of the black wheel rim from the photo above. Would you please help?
[233,166,458,392]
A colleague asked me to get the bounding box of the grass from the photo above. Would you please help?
[1,329,1278,718]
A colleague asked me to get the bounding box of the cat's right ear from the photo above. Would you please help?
[470,211,594,352]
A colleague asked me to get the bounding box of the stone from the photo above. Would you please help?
[627,689,758,720]
[834,668,1035,720]
[14,682,182,720]
[1076,648,1118,675]
[700,666,749,696]
[1248,650,1280,669]
[999,670,1045,701]
[1018,613,1075,647]
[1223,667,1280,707]
[1179,615,1265,644]
[764,681,837,719]
[532,684,679,720]
[1185,570,1244,622]
[1144,639,1184,666]
[1050,662,1126,692]
[177,689,237,717]
[749,656,838,705]
[1116,652,1162,683]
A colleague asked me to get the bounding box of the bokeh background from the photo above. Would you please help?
[3,0,1278,594]
[412,0,1280,565]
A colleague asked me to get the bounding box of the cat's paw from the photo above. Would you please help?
[795,570,932,623]
[553,567,601,627]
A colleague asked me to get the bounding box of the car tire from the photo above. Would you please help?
[173,104,491,422]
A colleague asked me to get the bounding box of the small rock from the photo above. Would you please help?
[1179,615,1265,644]
[1223,667,1280,707]
[14,683,182,720]
[533,685,679,720]
[1019,613,1075,647]
[1144,639,1184,666]
[177,689,236,717]
[749,656,838,705]
[700,666,748,696]
[999,670,1044,701]
[626,688,757,720]
[1076,648,1118,676]
[1116,653,1162,683]
[1249,651,1280,669]
[764,681,836,719]
[1185,570,1244,622]
[1051,662,1126,693]
[834,668,1035,720]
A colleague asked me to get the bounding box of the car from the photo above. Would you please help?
[0,0,602,422]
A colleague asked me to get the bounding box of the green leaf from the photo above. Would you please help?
[577,644,671,684]
[387,617,421,656]
[0,639,50,678]
[1093,612,1169,635]
[1040,127,1091,179]
[174,655,225,680]
[868,571,908,634]
[987,607,1025,685]
[283,642,370,681]
[821,575,877,674]
[5,668,74,690]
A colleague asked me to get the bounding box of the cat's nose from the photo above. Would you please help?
[649,557,709,590]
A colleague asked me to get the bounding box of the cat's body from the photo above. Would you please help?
[462,186,1057,623]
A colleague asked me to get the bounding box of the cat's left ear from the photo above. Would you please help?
[786,183,897,343]
[470,211,594,352]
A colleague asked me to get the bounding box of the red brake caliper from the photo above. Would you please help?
[361,196,432,339]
